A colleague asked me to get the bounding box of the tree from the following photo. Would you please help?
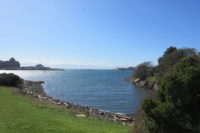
[0,58,20,69]
[8,58,20,68]
[141,56,200,133]
[133,61,153,80]
[157,47,197,76]
[35,64,45,69]
[163,46,177,57]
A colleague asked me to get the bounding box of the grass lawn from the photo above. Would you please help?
[0,86,131,133]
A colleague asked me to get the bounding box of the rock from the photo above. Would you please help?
[20,80,45,96]
[63,103,69,107]
[134,78,140,82]
[153,83,159,90]
[76,114,86,118]
[119,118,128,121]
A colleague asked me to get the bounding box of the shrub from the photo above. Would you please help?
[140,56,200,133]
[0,73,22,87]
[132,61,153,81]
[130,47,198,84]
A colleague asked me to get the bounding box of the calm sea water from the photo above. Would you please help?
[0,70,149,114]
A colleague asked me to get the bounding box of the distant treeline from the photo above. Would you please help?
[0,58,20,69]
[0,58,62,70]
[117,67,135,71]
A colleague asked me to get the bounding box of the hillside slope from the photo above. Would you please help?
[0,86,131,133]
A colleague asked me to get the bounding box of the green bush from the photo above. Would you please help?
[158,47,197,74]
[131,47,197,84]
[141,56,200,133]
[132,61,153,80]
[0,73,22,87]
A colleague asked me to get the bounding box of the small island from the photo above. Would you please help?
[117,67,135,71]
[0,58,63,70]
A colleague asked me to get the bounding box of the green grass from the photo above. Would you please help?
[0,86,131,133]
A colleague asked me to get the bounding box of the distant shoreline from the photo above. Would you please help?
[0,68,64,71]
[117,67,135,71]
[0,58,64,71]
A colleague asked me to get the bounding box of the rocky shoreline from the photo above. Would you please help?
[124,77,159,90]
[19,80,135,126]
[133,80,159,90]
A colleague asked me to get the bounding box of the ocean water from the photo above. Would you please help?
[0,70,150,114]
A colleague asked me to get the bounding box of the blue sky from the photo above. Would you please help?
[0,0,200,69]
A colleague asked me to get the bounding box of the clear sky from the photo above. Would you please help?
[0,0,200,69]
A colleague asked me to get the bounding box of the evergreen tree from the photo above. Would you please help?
[142,56,200,133]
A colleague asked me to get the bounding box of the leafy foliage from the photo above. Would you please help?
[158,47,197,74]
[132,61,153,80]
[0,58,20,69]
[141,56,200,133]
[131,46,198,86]
[0,73,22,87]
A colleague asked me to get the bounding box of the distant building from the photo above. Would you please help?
[0,58,62,70]
[35,64,45,69]
[0,58,20,69]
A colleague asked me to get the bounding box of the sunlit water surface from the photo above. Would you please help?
[0,70,150,114]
